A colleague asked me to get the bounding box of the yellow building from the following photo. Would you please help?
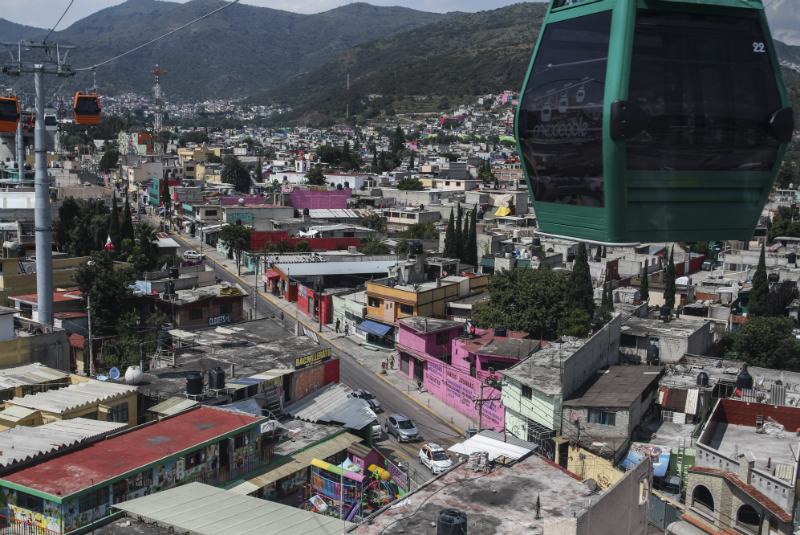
[0,376,138,430]
[0,256,90,307]
[196,162,222,182]
[365,275,488,325]
[0,363,69,403]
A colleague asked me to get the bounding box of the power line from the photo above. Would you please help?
[76,0,241,72]
[42,0,75,44]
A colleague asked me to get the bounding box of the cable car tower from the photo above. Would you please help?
[151,64,166,154]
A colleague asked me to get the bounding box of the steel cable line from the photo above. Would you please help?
[75,0,240,72]
[42,0,75,44]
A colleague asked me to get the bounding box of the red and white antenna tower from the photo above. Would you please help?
[151,64,167,154]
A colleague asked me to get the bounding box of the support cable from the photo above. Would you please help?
[76,0,240,71]
[42,0,75,44]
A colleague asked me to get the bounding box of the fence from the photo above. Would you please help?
[0,514,59,535]
[648,493,681,529]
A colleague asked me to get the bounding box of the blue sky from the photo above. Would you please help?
[4,0,799,45]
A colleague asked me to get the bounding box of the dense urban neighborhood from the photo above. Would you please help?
[0,1,798,535]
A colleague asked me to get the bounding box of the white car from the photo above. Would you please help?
[183,250,204,260]
[419,443,452,474]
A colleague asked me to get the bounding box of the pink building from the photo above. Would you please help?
[396,318,540,431]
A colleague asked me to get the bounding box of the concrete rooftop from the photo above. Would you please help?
[622,316,706,338]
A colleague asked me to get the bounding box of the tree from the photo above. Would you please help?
[693,241,711,256]
[361,213,386,232]
[558,309,590,338]
[304,166,326,186]
[397,178,424,191]
[109,194,122,252]
[98,150,119,172]
[664,246,677,309]
[640,265,649,303]
[748,243,769,317]
[396,239,411,255]
[255,158,263,183]
[135,222,157,266]
[53,197,111,257]
[567,243,595,317]
[295,240,311,253]
[398,221,438,240]
[276,239,295,253]
[206,153,223,164]
[160,179,172,213]
[726,316,800,370]
[454,203,464,262]
[218,224,252,275]
[360,233,390,255]
[444,210,456,258]
[775,160,796,190]
[121,193,135,244]
[466,208,478,266]
[472,267,570,339]
[221,156,251,193]
[767,281,799,318]
[601,246,607,259]
[390,126,405,156]
[73,251,136,334]
[102,312,169,369]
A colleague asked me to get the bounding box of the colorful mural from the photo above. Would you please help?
[423,358,504,430]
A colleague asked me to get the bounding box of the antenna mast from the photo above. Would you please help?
[151,64,167,154]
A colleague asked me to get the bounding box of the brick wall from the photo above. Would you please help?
[294,363,326,402]
[157,295,244,330]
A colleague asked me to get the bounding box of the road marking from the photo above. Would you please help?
[374,373,466,437]
[170,232,347,352]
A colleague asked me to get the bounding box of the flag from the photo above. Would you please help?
[162,263,168,271]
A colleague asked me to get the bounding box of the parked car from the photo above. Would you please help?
[419,443,452,474]
[371,418,382,439]
[183,250,204,260]
[349,389,381,412]
[385,414,420,442]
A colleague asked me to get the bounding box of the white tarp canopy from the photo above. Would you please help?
[448,434,532,462]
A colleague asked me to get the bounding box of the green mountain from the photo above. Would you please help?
[776,40,800,65]
[0,18,45,45]
[3,0,462,101]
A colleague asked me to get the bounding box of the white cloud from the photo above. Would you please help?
[766,0,800,45]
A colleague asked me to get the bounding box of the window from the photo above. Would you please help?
[737,504,760,533]
[626,10,781,172]
[16,492,43,513]
[456,182,461,186]
[435,332,447,345]
[204,209,218,217]
[185,448,204,469]
[220,302,233,314]
[588,410,616,426]
[445,181,451,186]
[186,166,194,172]
[79,489,106,513]
[131,470,152,491]
[82,411,98,420]
[400,304,414,316]
[107,402,129,423]
[368,297,381,308]
[517,11,612,208]
[620,334,638,349]
[113,480,127,503]
[692,485,714,515]
[522,385,533,400]
[189,309,203,320]
[233,432,247,450]
[638,477,650,504]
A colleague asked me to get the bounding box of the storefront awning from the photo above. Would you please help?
[358,319,392,337]
[265,270,280,280]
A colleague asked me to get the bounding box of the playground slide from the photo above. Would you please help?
[345,500,361,522]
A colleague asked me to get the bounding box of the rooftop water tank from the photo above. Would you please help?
[647,345,660,363]
[567,252,575,263]
[737,364,753,391]
[437,509,467,535]
[768,273,780,283]
[186,372,204,396]
[660,305,672,318]
[410,242,424,255]
[169,266,179,279]
[697,372,709,387]
[209,367,226,390]
[789,252,797,264]
[494,325,507,337]
[590,318,603,333]
[532,237,541,247]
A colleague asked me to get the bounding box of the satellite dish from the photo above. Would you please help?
[109,367,120,380]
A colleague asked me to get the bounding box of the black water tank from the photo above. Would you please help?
[768,273,780,283]
[590,318,603,333]
[532,237,541,247]
[343,181,350,189]
[302,208,310,216]
[420,204,425,211]
[697,372,709,387]
[593,256,601,263]
[647,345,660,363]
[789,252,797,264]
[494,325,507,337]
[158,329,172,350]
[410,242,424,255]
[186,372,204,396]
[737,364,753,390]
[476,210,484,220]
[438,509,467,535]
[209,367,226,390]
[165,280,175,295]
[169,266,179,279]
[336,183,343,190]
[567,252,576,263]
[660,305,672,318]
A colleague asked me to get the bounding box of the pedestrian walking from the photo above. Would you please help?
[344,324,349,336]
[335,319,341,333]
[389,355,395,369]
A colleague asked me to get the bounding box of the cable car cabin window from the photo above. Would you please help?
[0,100,19,122]
[518,11,611,208]
[74,96,101,115]
[627,10,782,171]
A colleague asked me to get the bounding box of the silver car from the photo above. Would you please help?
[385,414,420,442]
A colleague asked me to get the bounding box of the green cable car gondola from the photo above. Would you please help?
[515,0,794,244]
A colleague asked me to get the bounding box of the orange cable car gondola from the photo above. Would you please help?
[73,92,101,125]
[21,114,34,133]
[0,96,20,133]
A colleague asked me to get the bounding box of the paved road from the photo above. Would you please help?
[150,216,462,484]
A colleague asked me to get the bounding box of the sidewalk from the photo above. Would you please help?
[169,223,475,436]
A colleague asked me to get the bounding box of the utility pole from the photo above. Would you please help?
[151,64,166,154]
[87,295,94,376]
[15,97,23,182]
[473,376,504,435]
[1,40,76,326]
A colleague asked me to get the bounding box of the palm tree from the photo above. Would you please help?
[135,222,158,264]
[221,156,251,193]
[359,233,390,255]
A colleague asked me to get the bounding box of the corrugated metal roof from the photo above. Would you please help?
[8,380,137,414]
[308,209,372,219]
[775,463,794,481]
[284,383,376,430]
[476,430,541,454]
[448,433,533,462]
[0,364,68,391]
[148,397,199,416]
[114,482,355,534]
[0,405,37,421]
[274,260,397,277]
[347,442,371,458]
[0,417,125,468]
[244,432,362,491]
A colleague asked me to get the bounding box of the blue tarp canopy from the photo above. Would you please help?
[620,443,671,477]
[358,320,392,338]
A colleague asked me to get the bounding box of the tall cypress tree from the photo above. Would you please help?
[454,203,464,262]
[109,193,122,251]
[467,208,478,266]
[664,246,677,309]
[601,246,607,259]
[160,179,172,213]
[444,209,456,258]
[568,243,595,316]
[255,157,263,183]
[748,243,769,317]
[461,210,470,263]
[606,282,614,311]
[640,264,649,302]
[120,193,135,244]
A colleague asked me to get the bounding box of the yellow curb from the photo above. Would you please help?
[374,373,465,437]
[172,233,346,352]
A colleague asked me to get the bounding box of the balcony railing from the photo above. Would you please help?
[0,514,59,535]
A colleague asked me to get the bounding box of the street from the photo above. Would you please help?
[148,214,464,485]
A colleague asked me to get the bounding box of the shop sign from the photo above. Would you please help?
[208,314,231,326]
[294,347,332,370]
